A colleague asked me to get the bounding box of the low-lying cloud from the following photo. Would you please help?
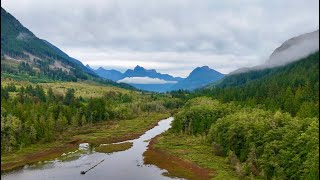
[117,77,178,84]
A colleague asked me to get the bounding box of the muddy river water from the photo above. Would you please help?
[2,117,183,180]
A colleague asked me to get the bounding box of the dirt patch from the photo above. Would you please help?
[3,55,22,62]
[143,135,214,180]
[50,61,71,73]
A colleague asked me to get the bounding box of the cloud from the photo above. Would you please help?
[117,77,177,84]
[65,47,260,77]
[266,30,319,67]
[230,30,319,75]
[2,0,319,77]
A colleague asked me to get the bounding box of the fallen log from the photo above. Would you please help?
[80,159,105,175]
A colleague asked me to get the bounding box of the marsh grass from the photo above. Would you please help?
[95,142,133,153]
[146,131,241,180]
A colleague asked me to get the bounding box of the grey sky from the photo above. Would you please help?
[2,0,319,77]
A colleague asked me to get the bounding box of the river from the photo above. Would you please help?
[2,117,182,180]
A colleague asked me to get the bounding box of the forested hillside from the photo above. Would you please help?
[153,52,319,179]
[1,7,138,92]
[1,8,98,82]
[197,52,319,117]
[170,97,318,179]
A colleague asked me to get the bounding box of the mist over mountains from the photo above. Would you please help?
[267,30,319,67]
[89,29,319,92]
[89,65,224,92]
[230,30,319,75]
[2,6,318,93]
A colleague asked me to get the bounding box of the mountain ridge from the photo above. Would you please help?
[170,66,224,91]
[94,67,124,81]
[1,7,138,90]
[1,7,95,81]
[123,65,181,82]
[90,65,224,92]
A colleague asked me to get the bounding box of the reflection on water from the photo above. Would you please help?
[2,117,183,180]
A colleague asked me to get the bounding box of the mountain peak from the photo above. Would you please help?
[199,66,210,70]
[170,66,224,91]
[122,65,182,82]
[192,66,218,74]
[134,65,145,71]
[97,67,105,71]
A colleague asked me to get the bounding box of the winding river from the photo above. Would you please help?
[2,117,182,180]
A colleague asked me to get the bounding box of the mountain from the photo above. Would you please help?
[123,65,181,81]
[86,64,93,70]
[170,66,224,91]
[267,30,319,67]
[1,7,96,81]
[202,51,319,117]
[213,30,319,89]
[90,65,184,92]
[41,40,96,76]
[94,67,124,81]
[0,7,138,90]
[229,30,319,75]
[202,31,319,117]
[117,65,224,92]
[119,65,183,92]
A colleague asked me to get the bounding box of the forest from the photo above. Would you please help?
[171,97,318,179]
[1,83,183,153]
[167,52,319,179]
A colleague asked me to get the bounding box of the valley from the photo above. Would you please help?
[1,4,319,180]
[91,65,224,92]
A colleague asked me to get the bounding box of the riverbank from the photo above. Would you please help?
[1,112,170,173]
[144,131,239,180]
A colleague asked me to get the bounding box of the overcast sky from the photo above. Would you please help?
[2,0,319,77]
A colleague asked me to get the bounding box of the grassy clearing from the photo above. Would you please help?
[1,75,36,87]
[144,131,240,180]
[72,112,169,145]
[95,142,133,153]
[1,112,170,172]
[39,81,132,98]
[1,77,132,98]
